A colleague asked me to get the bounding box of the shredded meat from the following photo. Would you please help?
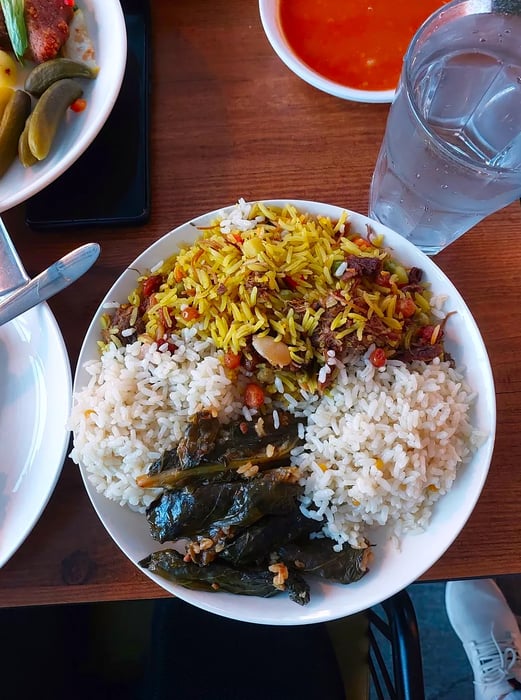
[341,254,383,280]
[394,343,445,363]
[102,304,144,346]
[401,266,425,294]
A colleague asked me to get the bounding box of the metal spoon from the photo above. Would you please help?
[0,233,100,327]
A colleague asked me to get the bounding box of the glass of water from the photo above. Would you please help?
[369,0,521,255]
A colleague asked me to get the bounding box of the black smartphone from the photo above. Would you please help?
[25,0,151,229]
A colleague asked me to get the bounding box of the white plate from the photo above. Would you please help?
[73,200,496,625]
[0,0,126,213]
[0,303,72,568]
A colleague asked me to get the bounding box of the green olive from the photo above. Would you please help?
[24,58,96,97]
[0,89,31,177]
[28,78,83,161]
[18,113,37,168]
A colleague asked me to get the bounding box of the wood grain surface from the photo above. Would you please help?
[0,0,520,607]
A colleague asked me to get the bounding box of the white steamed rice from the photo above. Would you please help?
[69,327,481,549]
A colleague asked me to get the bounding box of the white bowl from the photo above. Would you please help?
[258,0,395,104]
[72,199,495,625]
[0,0,126,213]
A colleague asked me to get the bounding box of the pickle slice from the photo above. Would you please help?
[0,89,31,177]
[18,113,37,168]
[28,78,83,161]
[25,58,96,97]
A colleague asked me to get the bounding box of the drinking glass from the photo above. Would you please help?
[368,0,521,255]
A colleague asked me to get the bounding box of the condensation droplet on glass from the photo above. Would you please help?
[416,173,421,179]
[505,28,511,34]
[441,184,448,189]
[479,37,486,43]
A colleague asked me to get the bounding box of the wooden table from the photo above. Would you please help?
[0,0,520,608]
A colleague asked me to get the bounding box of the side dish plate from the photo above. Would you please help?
[0,303,72,568]
[0,0,127,212]
[73,200,496,625]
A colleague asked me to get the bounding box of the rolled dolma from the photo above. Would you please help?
[277,538,373,584]
[139,548,310,605]
[146,468,301,542]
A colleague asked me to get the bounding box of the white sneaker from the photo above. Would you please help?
[445,579,521,700]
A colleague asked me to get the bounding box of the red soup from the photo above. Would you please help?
[278,0,447,92]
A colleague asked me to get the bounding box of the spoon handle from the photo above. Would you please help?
[0,242,101,327]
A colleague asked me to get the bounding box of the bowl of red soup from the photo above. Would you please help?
[259,0,448,103]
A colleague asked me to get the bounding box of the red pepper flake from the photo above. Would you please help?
[142,275,162,297]
[70,98,87,113]
[284,275,299,290]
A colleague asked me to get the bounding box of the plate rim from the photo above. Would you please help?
[0,302,72,569]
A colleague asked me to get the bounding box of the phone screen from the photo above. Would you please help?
[25,0,151,229]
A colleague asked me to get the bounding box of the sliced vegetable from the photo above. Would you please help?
[24,58,96,97]
[18,112,37,168]
[252,335,292,367]
[0,50,18,88]
[0,85,14,116]
[0,0,28,62]
[0,88,30,176]
[62,8,99,71]
[28,78,83,161]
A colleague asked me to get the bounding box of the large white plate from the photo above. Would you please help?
[0,0,126,212]
[0,303,72,568]
[73,200,496,625]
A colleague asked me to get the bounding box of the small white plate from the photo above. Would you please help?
[0,0,127,212]
[0,303,72,568]
[73,200,496,625]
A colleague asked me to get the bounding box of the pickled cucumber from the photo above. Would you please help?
[25,58,96,97]
[0,86,14,118]
[28,78,83,161]
[18,114,37,168]
[0,89,31,176]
